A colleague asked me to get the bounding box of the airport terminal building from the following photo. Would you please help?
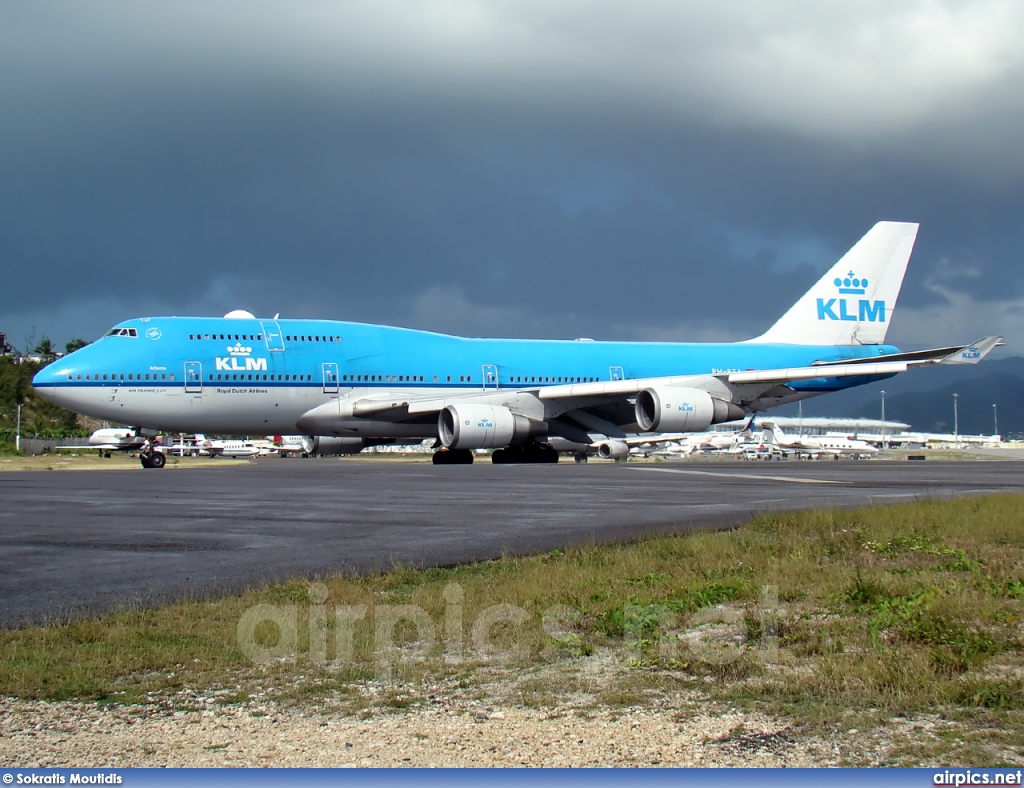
[712,417,1001,448]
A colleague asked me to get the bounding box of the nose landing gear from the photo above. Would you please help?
[140,451,166,469]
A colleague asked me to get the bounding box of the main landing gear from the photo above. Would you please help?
[491,443,559,464]
[432,448,474,465]
[140,450,166,469]
[431,443,561,465]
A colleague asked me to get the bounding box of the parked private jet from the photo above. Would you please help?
[192,434,262,458]
[762,421,878,459]
[56,427,160,458]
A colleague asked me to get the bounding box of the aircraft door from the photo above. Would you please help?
[261,321,285,352]
[185,362,203,393]
[322,362,339,394]
[609,366,625,381]
[482,364,498,389]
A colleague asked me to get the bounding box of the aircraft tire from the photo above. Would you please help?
[523,444,558,464]
[574,452,588,464]
[149,452,166,469]
[433,449,474,465]
[140,453,153,469]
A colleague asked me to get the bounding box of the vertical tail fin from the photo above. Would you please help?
[747,221,919,345]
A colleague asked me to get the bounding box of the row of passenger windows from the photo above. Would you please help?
[68,373,174,381]
[511,376,598,383]
[344,374,426,383]
[67,371,604,384]
[210,374,312,381]
[188,333,342,343]
[332,374,600,384]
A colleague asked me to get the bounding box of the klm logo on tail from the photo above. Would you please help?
[816,271,886,323]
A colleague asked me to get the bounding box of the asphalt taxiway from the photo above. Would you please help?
[2,459,1022,627]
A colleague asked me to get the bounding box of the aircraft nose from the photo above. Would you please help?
[32,362,68,407]
[32,364,57,389]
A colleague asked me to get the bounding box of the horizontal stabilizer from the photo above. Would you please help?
[938,336,1002,365]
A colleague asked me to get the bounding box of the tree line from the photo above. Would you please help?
[0,337,91,451]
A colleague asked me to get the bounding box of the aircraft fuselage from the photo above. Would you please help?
[33,316,896,436]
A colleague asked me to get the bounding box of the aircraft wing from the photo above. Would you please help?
[622,433,701,448]
[810,336,1003,367]
[528,336,1001,398]
[298,335,1002,437]
[55,443,127,451]
[724,336,1001,385]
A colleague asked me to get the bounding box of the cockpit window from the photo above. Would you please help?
[104,327,138,337]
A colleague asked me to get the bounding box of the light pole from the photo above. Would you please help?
[953,393,959,448]
[880,390,886,449]
[993,403,998,440]
[15,404,21,453]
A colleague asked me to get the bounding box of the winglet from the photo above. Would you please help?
[939,336,1002,365]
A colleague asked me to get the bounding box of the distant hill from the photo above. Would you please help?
[775,355,1024,437]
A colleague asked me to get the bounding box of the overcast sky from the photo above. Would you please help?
[3,1,1023,354]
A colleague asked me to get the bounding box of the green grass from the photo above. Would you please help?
[1,493,1023,762]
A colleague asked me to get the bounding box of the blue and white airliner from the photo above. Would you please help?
[33,222,1000,467]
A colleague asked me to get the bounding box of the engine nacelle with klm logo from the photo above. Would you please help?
[635,386,745,432]
[439,404,546,449]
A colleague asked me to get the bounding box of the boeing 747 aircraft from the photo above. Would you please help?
[33,222,1000,467]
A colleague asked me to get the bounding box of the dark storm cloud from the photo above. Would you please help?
[3,1,1024,350]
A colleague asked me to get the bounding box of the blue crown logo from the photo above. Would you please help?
[834,271,868,295]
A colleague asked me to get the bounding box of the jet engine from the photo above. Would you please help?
[439,404,544,449]
[635,386,744,432]
[596,440,629,460]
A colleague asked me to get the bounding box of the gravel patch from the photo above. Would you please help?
[0,697,840,767]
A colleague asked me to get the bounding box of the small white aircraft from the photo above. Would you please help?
[270,435,315,456]
[762,421,877,459]
[56,427,160,458]
[195,434,262,458]
[714,431,783,460]
[269,435,418,456]
[549,432,713,462]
